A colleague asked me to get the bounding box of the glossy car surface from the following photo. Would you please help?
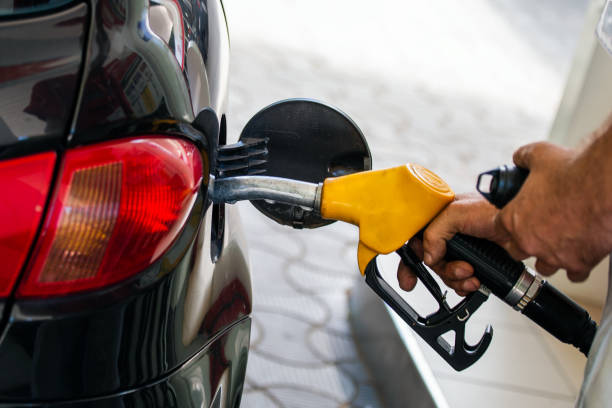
[0,1,251,406]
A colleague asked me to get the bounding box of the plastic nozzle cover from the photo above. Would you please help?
[320,164,454,273]
[477,165,529,209]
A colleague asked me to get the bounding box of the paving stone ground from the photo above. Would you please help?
[223,1,588,407]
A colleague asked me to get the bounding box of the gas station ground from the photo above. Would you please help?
[224,1,594,406]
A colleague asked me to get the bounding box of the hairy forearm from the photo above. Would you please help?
[573,114,612,226]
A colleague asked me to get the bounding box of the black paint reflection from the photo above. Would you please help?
[0,4,86,145]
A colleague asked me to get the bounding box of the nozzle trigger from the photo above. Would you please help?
[364,245,493,371]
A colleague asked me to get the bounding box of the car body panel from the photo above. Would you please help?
[0,193,251,401]
[0,317,250,407]
[71,0,229,144]
[0,0,252,406]
[0,3,87,154]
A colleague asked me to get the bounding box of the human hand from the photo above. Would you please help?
[397,192,508,296]
[398,140,612,297]
[495,142,612,281]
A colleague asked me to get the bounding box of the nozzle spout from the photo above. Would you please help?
[209,175,322,211]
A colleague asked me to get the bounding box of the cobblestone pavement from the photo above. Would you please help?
[223,1,587,407]
[235,206,379,407]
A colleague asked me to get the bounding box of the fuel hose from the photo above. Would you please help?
[444,233,596,355]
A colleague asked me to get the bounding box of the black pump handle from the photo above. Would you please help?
[443,233,597,355]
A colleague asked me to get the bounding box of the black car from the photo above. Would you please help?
[0,1,375,406]
[0,1,251,406]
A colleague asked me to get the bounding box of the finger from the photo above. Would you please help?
[441,276,480,294]
[439,276,463,292]
[397,261,418,291]
[408,237,424,259]
[422,211,461,265]
[460,277,481,292]
[535,258,559,276]
[513,142,554,170]
[437,261,474,282]
[566,268,590,283]
[512,143,537,169]
[513,141,569,170]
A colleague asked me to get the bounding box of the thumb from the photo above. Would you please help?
[513,141,567,170]
[512,142,542,170]
[421,209,461,265]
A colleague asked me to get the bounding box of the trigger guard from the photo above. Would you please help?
[363,255,493,371]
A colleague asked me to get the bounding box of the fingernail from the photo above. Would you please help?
[423,252,432,265]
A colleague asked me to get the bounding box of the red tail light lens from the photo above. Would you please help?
[17,137,202,298]
[0,152,56,298]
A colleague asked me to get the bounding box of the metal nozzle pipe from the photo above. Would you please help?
[209,175,322,211]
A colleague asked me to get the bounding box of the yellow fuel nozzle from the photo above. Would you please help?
[320,164,455,274]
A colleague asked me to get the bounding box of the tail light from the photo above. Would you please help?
[17,137,203,298]
[0,152,56,298]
